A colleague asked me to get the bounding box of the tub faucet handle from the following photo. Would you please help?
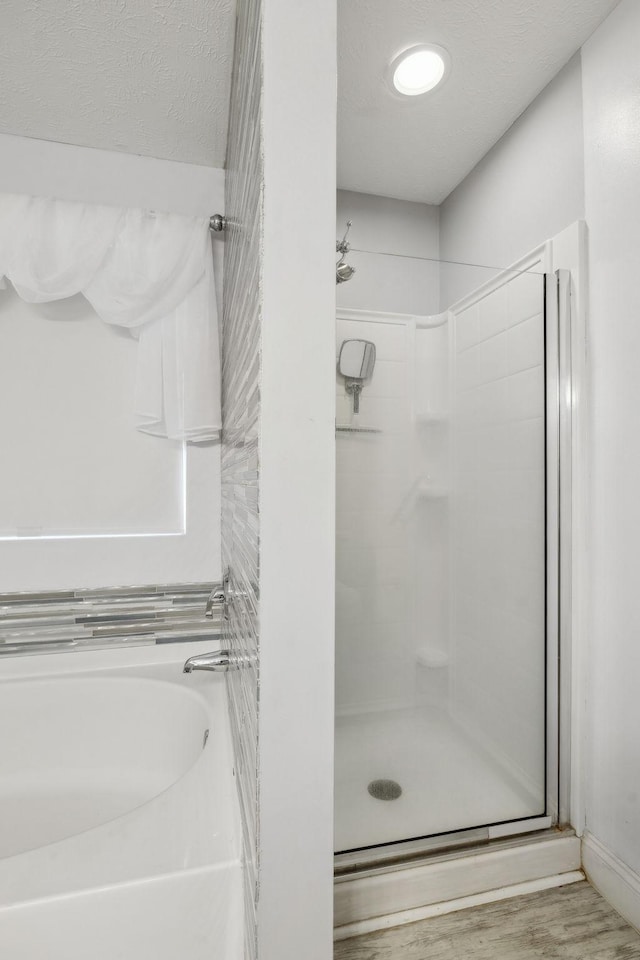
[205,585,226,618]
[205,568,232,620]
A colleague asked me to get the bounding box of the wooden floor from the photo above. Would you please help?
[334,883,640,960]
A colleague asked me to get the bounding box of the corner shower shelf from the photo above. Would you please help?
[416,645,449,669]
[417,485,448,500]
[335,424,382,434]
[415,412,449,424]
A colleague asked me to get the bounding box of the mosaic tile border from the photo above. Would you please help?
[221,0,263,955]
[0,582,222,656]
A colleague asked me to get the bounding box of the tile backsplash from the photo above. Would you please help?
[221,1,262,957]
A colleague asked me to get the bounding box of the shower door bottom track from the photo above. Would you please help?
[335,815,554,875]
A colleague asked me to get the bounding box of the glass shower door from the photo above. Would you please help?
[335,254,549,854]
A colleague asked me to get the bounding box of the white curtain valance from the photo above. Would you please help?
[0,192,221,443]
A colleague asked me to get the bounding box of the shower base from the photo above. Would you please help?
[335,705,542,854]
[334,705,580,937]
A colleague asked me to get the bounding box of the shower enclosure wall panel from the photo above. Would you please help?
[335,308,453,853]
[336,312,417,716]
[450,264,547,821]
[414,319,450,689]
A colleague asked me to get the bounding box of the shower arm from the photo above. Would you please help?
[336,220,352,255]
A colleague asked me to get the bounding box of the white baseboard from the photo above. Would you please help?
[334,871,584,940]
[582,833,640,933]
[334,833,581,929]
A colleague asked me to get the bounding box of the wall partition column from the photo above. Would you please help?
[222,1,337,958]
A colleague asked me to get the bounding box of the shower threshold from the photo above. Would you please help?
[334,827,581,937]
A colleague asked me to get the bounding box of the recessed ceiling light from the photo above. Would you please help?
[389,44,450,98]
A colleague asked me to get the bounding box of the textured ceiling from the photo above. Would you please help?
[0,0,236,167]
[0,0,621,187]
[338,0,621,203]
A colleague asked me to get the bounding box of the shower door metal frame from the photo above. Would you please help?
[335,237,582,873]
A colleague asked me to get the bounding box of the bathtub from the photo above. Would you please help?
[0,641,243,959]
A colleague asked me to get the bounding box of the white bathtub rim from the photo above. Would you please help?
[0,858,242,913]
[0,637,221,681]
[0,858,244,960]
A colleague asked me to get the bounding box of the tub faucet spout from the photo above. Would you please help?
[183,650,234,673]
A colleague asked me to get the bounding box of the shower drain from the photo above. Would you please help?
[367,779,402,801]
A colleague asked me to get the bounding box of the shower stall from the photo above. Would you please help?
[334,237,574,865]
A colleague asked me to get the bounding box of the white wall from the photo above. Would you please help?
[0,134,224,589]
[259,0,336,957]
[336,190,440,315]
[0,133,224,217]
[439,55,585,306]
[0,132,226,315]
[582,0,640,888]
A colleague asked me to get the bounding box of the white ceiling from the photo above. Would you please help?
[338,0,621,204]
[0,0,620,196]
[0,0,236,168]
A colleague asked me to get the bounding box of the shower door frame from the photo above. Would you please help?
[335,230,585,871]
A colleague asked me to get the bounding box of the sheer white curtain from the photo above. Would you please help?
[0,192,221,442]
